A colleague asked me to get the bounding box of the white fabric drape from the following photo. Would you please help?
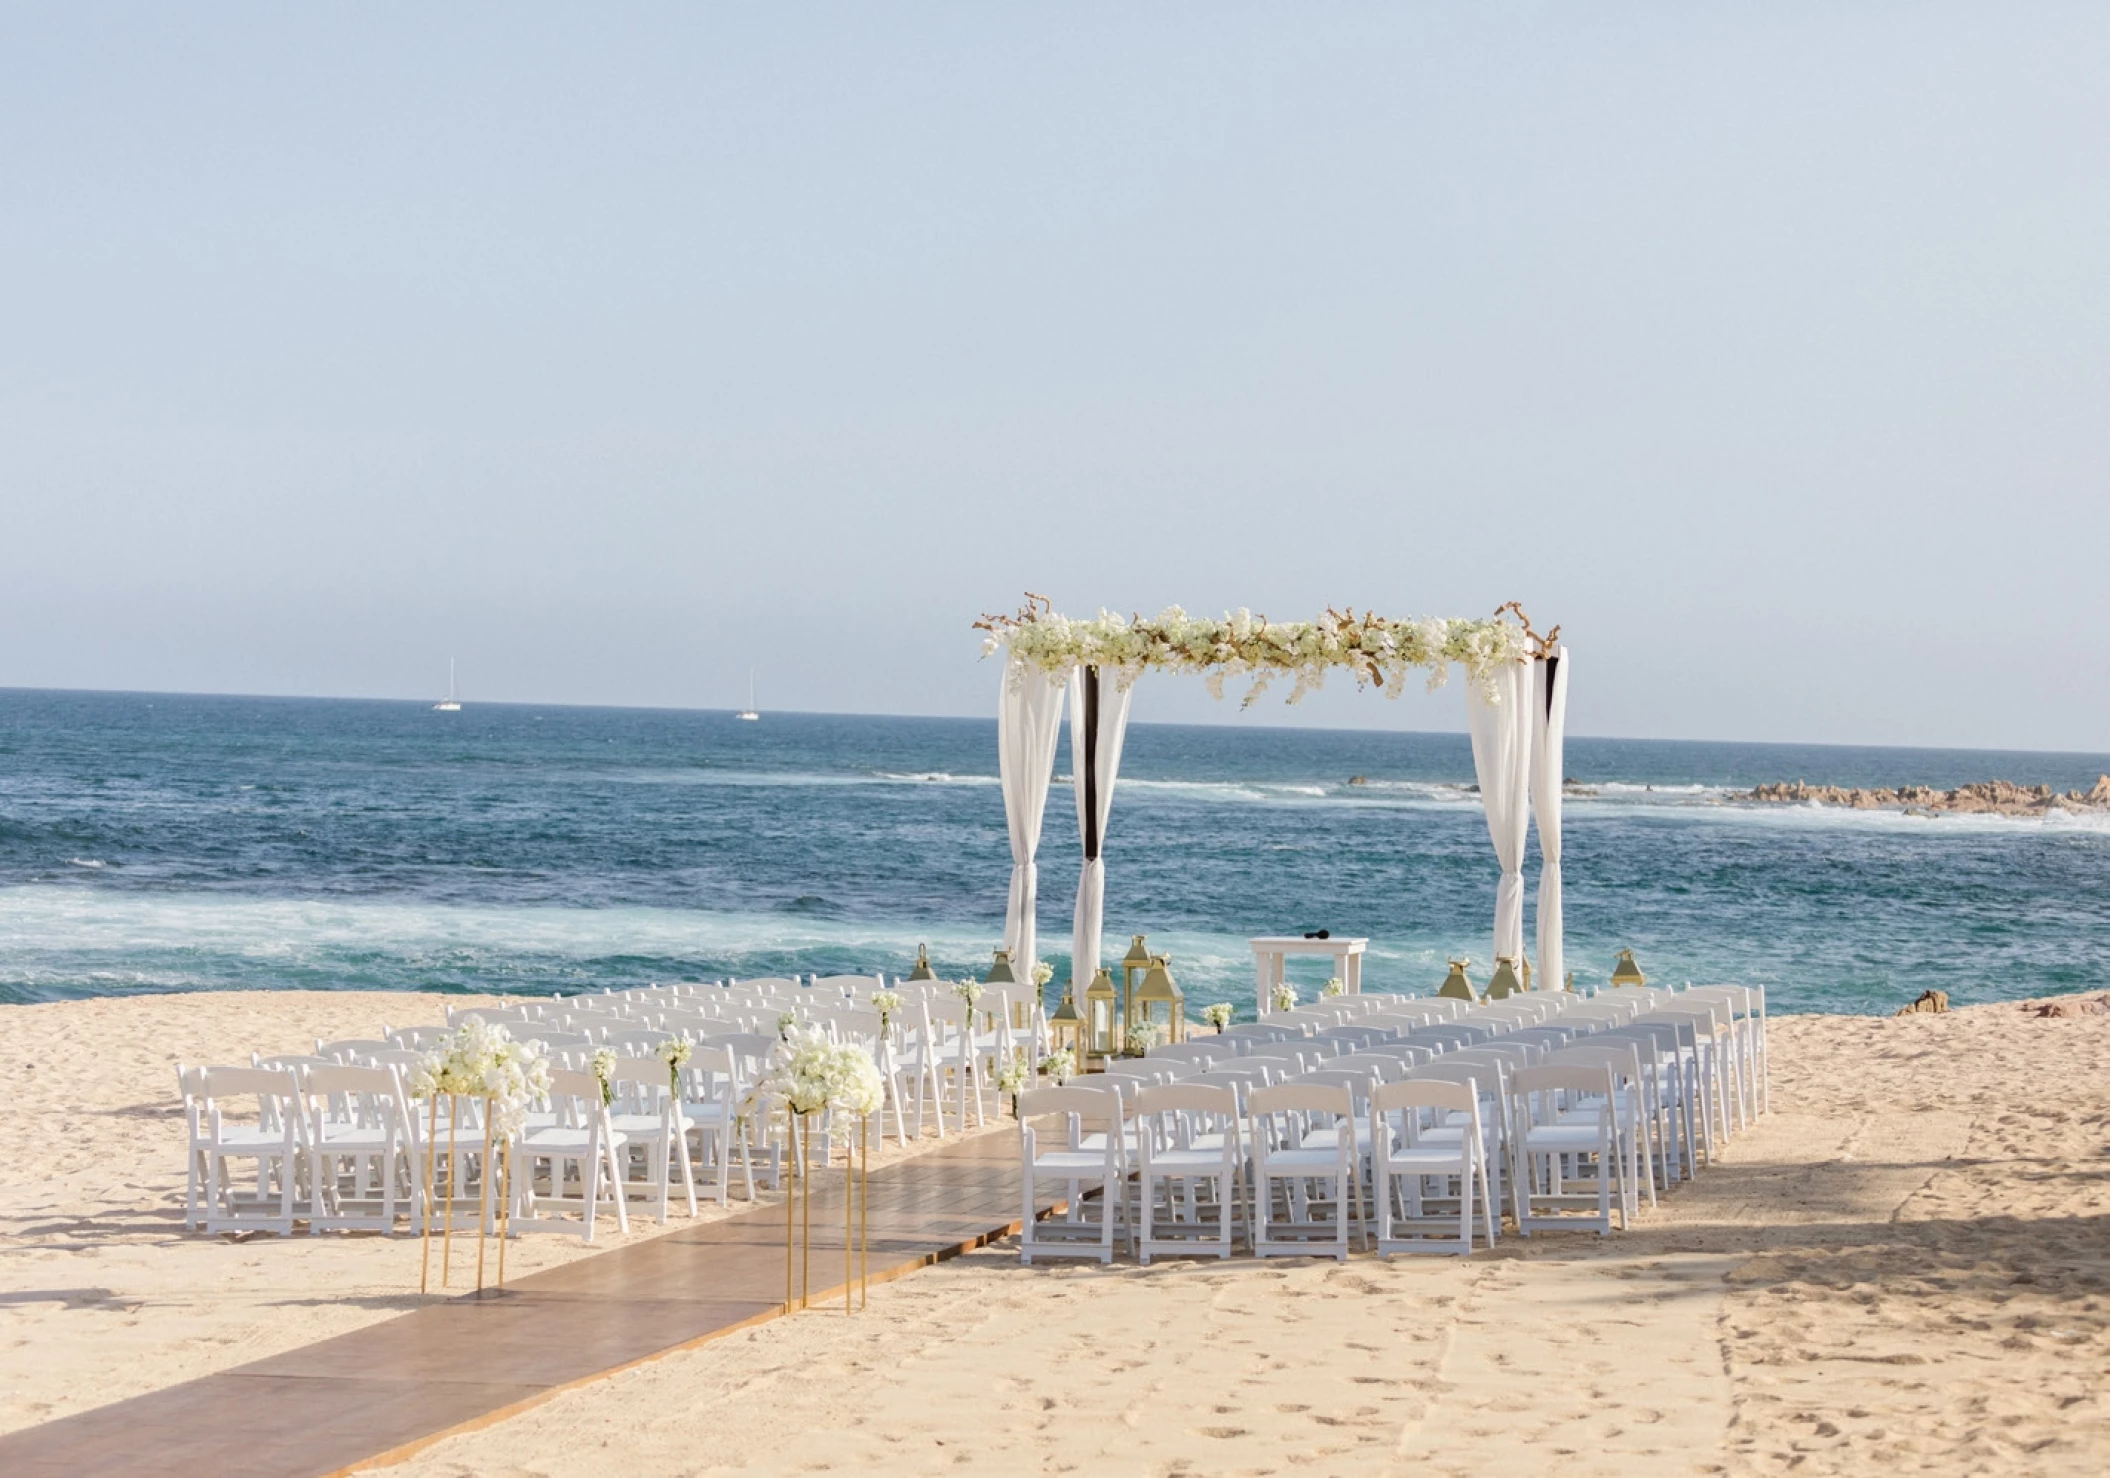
[1069,665,1134,991]
[997,659,1069,977]
[1465,658,1534,964]
[1530,646,1570,991]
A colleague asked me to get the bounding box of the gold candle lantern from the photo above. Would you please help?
[1134,953,1185,1045]
[1437,958,1478,1002]
[1610,948,1647,989]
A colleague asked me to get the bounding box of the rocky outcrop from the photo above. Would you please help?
[2022,993,2110,1018]
[1895,989,1949,1016]
[1738,775,2110,817]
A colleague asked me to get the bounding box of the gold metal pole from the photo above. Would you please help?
[476,1102,495,1292]
[835,1114,843,1309]
[496,1139,510,1289]
[800,1113,812,1313]
[441,1094,458,1287]
[783,1110,795,1312]
[859,1113,869,1311]
[419,1092,439,1294]
[845,1115,853,1315]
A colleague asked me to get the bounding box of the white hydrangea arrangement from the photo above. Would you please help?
[755,1026,885,1118]
[1031,961,1054,988]
[657,1037,692,1092]
[407,1020,552,1136]
[870,989,902,1028]
[950,979,985,1022]
[1037,1047,1077,1084]
[1123,1022,1166,1057]
[1320,977,1346,999]
[1201,1002,1235,1031]
[976,598,1534,707]
[588,1046,617,1105]
[1271,982,1298,1012]
[995,1047,1031,1097]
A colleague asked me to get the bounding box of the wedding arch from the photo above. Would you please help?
[974,596,1572,997]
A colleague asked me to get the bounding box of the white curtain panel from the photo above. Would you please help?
[1530,645,1571,991]
[1068,665,1135,990]
[1465,657,1534,964]
[997,659,1069,976]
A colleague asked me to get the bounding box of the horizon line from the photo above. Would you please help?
[3,682,2107,763]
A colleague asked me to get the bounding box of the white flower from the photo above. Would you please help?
[1030,961,1054,988]
[1201,1002,1235,1029]
[950,979,985,1006]
[658,1037,692,1091]
[1271,982,1298,1011]
[1320,977,1345,999]
[404,1022,551,1137]
[995,1048,1031,1096]
[1037,1048,1076,1084]
[870,989,902,1025]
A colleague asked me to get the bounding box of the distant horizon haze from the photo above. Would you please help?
[3,8,2106,751]
[5,681,2105,771]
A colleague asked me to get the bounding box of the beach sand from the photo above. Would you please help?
[3,994,2105,1474]
[0,989,998,1440]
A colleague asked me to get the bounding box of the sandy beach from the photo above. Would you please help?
[3,992,2105,1476]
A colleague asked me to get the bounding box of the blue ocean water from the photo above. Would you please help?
[3,689,2107,1016]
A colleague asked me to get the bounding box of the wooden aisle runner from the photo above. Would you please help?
[0,1131,1040,1478]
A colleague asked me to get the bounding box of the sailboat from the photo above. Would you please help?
[433,659,462,712]
[736,668,759,721]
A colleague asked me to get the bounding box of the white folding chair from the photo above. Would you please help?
[304,1064,411,1234]
[1249,1083,1366,1261]
[510,1070,630,1241]
[1134,1083,1244,1263]
[198,1067,304,1236]
[1371,1078,1494,1256]
[1017,1085,1131,1265]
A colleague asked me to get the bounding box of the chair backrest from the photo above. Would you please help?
[1247,1082,1353,1118]
[1511,1064,1615,1098]
[203,1067,300,1101]
[1145,1041,1226,1065]
[1412,1059,1505,1098]
[1134,1082,1239,1118]
[303,1064,401,1098]
[314,1038,392,1062]
[386,1026,450,1048]
[1374,1077,1478,1115]
[549,1069,607,1104]
[1018,1085,1124,1122]
[604,1029,673,1052]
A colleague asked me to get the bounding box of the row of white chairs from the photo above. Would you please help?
[1018,982,1766,1263]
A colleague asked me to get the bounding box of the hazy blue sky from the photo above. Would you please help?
[4,6,2106,750]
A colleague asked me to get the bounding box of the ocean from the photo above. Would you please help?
[3,688,2107,1017]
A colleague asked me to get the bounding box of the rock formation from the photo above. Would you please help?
[1895,989,1949,1016]
[1737,775,2110,817]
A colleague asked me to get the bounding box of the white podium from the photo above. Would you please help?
[1250,935,1368,1015]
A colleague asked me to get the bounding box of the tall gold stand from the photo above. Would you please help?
[781,1110,871,1316]
[417,1093,512,1296]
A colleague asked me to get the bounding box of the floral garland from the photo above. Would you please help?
[976,596,1544,707]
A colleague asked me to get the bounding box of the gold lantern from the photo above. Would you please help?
[1048,985,1085,1061]
[1487,956,1524,1000]
[1083,966,1119,1062]
[1610,949,1647,989]
[1520,956,1534,992]
[1119,934,1152,1039]
[906,944,938,983]
[983,948,1018,1029]
[1438,958,1478,1002]
[1134,954,1185,1046]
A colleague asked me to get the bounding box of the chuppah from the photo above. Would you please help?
[975,596,1570,1013]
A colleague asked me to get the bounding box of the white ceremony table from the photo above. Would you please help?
[1250,935,1368,1015]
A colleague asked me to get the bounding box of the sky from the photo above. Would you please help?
[2,5,2106,750]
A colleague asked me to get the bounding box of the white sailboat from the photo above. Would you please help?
[433,658,462,712]
[736,668,759,721]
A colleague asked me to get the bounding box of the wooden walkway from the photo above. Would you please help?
[0,1131,1038,1477]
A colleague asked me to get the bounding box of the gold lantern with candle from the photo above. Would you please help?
[1610,949,1647,989]
[1083,966,1119,1062]
[1487,956,1524,1000]
[1119,934,1152,1040]
[1438,958,1478,1002]
[906,945,937,983]
[1134,953,1185,1046]
[1048,984,1085,1061]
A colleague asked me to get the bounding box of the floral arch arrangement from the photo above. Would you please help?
[976,595,1554,706]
